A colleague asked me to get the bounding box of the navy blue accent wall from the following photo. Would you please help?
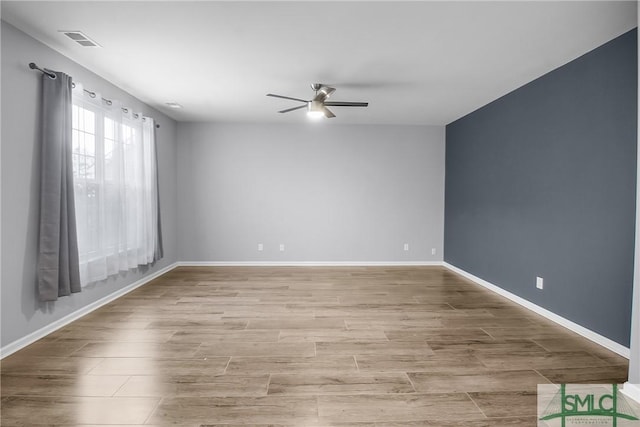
[445,29,637,346]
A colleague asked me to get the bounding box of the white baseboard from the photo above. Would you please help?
[622,382,640,403]
[178,261,443,267]
[0,262,179,359]
[443,262,630,358]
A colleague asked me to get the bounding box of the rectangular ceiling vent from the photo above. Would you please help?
[59,31,101,48]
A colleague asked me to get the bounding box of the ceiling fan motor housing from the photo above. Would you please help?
[309,100,324,113]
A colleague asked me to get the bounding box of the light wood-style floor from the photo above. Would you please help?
[1,266,630,426]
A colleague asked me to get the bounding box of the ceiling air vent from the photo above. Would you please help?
[59,31,101,48]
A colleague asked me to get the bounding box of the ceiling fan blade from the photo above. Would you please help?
[278,104,308,114]
[320,86,336,98]
[323,107,336,118]
[313,86,336,102]
[324,101,368,107]
[266,93,308,103]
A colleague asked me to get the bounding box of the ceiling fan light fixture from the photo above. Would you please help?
[307,100,325,119]
[307,111,324,119]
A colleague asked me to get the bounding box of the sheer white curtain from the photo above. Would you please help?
[72,84,160,285]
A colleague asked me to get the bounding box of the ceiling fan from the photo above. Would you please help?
[267,83,368,119]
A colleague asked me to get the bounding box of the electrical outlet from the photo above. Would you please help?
[431,248,436,255]
[536,276,544,290]
[257,243,263,251]
[279,244,285,252]
[403,243,409,251]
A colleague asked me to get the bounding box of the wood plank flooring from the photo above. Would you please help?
[0,266,631,426]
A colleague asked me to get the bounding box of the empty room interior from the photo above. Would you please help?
[1,1,640,425]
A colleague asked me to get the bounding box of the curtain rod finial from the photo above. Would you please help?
[29,62,56,79]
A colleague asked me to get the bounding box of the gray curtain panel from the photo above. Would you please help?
[152,122,164,261]
[37,70,81,301]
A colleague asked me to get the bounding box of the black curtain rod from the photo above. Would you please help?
[29,62,160,129]
[29,62,56,79]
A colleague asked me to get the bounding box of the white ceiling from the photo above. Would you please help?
[2,1,637,125]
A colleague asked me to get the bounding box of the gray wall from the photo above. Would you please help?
[445,29,637,346]
[0,22,178,348]
[177,123,445,262]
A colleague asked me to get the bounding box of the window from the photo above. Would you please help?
[72,86,160,285]
[72,105,100,257]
